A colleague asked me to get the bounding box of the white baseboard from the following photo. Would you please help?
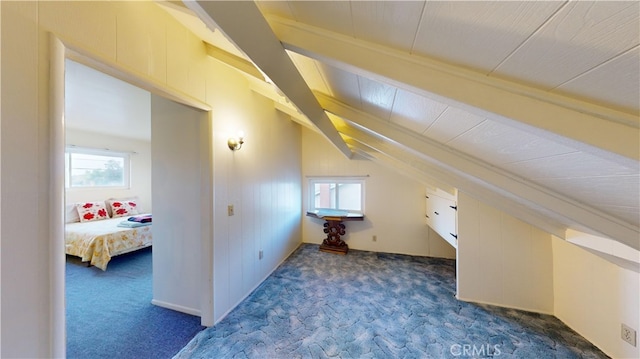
[151,299,201,317]
[214,242,302,325]
[455,295,554,316]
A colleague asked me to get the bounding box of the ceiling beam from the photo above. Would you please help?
[268,16,639,162]
[344,138,456,195]
[201,42,317,130]
[244,78,317,131]
[186,1,352,158]
[337,122,568,239]
[204,42,264,81]
[318,92,639,250]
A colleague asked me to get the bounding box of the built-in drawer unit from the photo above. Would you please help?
[426,191,458,248]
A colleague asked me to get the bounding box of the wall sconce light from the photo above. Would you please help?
[228,131,245,151]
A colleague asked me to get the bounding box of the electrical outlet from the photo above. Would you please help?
[259,250,263,260]
[227,205,234,216]
[372,235,377,242]
[622,323,637,347]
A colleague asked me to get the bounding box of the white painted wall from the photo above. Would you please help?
[565,229,640,271]
[456,191,554,314]
[207,71,302,321]
[301,129,456,259]
[65,129,152,213]
[150,95,209,317]
[553,236,640,359]
[0,1,302,356]
[1,2,51,356]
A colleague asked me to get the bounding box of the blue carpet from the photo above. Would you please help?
[175,244,607,358]
[66,247,205,359]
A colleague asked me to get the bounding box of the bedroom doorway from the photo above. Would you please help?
[63,59,156,354]
[53,44,213,357]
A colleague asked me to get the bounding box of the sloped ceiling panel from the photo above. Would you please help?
[493,2,639,99]
[357,76,396,122]
[259,0,639,116]
[287,51,332,96]
[266,15,638,160]
[316,64,361,108]
[318,90,638,242]
[187,0,352,158]
[350,1,425,52]
[321,68,638,249]
[413,1,565,72]
[293,54,639,235]
[423,107,486,144]
[447,121,579,164]
[389,89,448,134]
[285,1,353,35]
[552,46,640,113]
[338,123,571,238]
[176,0,639,250]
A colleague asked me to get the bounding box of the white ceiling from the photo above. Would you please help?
[260,1,639,113]
[65,59,151,141]
[84,1,638,251]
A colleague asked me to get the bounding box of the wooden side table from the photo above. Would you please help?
[306,211,364,254]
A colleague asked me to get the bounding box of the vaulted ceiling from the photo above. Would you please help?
[158,1,639,251]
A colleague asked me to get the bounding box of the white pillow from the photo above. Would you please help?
[107,198,141,218]
[106,196,142,217]
[65,203,81,224]
[75,201,110,222]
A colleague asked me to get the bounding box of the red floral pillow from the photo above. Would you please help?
[107,199,140,218]
[75,201,110,222]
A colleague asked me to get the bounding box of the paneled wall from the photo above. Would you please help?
[151,95,209,316]
[456,191,554,314]
[553,237,640,359]
[65,129,152,212]
[208,78,302,320]
[301,129,456,258]
[0,1,302,356]
[1,2,50,356]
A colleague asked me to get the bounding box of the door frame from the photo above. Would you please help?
[50,36,214,357]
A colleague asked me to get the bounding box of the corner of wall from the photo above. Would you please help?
[456,192,554,314]
[552,236,640,359]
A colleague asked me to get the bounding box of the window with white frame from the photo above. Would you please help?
[65,147,130,189]
[308,177,365,213]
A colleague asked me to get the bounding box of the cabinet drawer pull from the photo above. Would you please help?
[449,205,457,210]
[450,233,458,239]
[434,211,439,215]
[425,214,430,218]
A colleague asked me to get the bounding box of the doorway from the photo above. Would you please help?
[51,40,213,357]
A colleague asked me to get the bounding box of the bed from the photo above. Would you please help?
[65,198,152,270]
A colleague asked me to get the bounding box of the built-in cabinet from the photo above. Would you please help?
[426,189,458,249]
